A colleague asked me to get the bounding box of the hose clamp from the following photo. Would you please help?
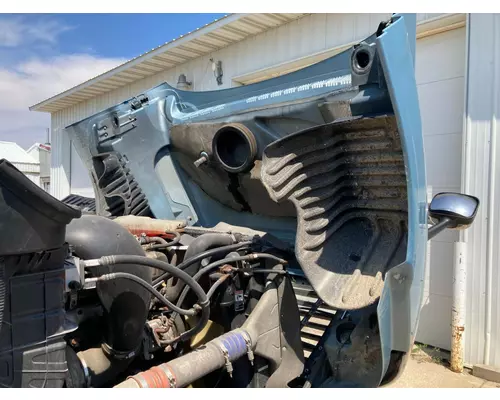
[76,352,91,388]
[101,342,138,360]
[159,364,177,388]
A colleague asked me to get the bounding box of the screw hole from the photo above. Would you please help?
[336,322,356,345]
[349,253,361,262]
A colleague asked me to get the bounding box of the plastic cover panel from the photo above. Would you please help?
[262,115,408,309]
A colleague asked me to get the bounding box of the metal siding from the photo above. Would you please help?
[11,162,39,174]
[413,27,466,351]
[50,111,70,199]
[33,14,308,113]
[462,14,500,367]
[70,142,94,198]
[25,173,41,187]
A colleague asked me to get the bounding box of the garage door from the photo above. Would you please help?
[414,27,466,350]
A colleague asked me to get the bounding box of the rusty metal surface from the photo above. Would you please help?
[262,115,408,310]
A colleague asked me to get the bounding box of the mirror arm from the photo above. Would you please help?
[428,217,452,240]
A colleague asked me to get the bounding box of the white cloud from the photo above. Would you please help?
[0,54,126,148]
[0,54,125,109]
[0,16,73,47]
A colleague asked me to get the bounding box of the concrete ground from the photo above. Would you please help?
[388,346,500,388]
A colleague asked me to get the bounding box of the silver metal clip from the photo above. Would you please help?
[244,336,254,366]
[221,348,233,378]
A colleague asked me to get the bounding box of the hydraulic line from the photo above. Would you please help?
[86,272,197,316]
[235,268,287,275]
[177,252,286,313]
[206,274,231,300]
[163,253,287,345]
[152,241,253,287]
[82,254,209,320]
[141,232,181,250]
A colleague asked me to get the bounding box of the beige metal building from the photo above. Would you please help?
[29,13,500,368]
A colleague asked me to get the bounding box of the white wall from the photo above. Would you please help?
[414,27,466,350]
[11,161,40,187]
[27,146,40,162]
[462,13,500,367]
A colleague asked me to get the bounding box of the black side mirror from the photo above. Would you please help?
[428,192,480,240]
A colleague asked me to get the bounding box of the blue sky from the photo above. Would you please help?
[0,13,226,148]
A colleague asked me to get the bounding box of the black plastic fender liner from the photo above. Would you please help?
[66,215,151,365]
[261,115,408,310]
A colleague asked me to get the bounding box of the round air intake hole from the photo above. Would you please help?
[212,124,257,174]
[352,45,374,74]
[355,50,371,70]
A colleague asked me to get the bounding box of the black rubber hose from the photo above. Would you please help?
[206,274,231,300]
[66,215,153,387]
[194,253,286,285]
[163,233,237,301]
[164,253,287,345]
[93,272,197,316]
[177,252,286,312]
[143,232,181,250]
[140,236,168,246]
[152,241,253,287]
[87,255,209,310]
[86,254,211,346]
[237,268,287,275]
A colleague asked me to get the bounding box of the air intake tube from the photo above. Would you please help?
[65,215,152,387]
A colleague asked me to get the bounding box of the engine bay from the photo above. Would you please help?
[0,162,385,388]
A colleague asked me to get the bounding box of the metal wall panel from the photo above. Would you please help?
[462,13,500,367]
[25,173,41,187]
[414,27,466,350]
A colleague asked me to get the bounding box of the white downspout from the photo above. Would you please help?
[451,242,467,372]
[483,20,498,365]
[451,13,471,373]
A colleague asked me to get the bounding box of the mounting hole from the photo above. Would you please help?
[212,124,257,173]
[336,322,356,345]
[349,253,361,262]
